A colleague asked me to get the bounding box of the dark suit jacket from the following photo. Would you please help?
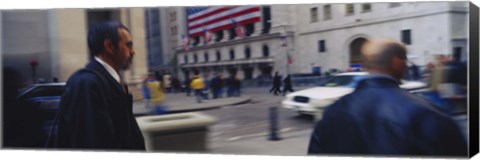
[308,74,467,157]
[56,60,145,150]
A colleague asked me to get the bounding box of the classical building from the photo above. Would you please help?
[172,2,468,80]
[1,8,148,85]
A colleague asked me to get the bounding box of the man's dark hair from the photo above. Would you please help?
[87,21,129,59]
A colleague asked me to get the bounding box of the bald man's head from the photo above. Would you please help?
[361,39,408,80]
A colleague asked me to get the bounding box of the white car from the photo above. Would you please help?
[282,72,427,116]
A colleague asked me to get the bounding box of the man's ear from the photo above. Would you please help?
[392,56,407,70]
[103,39,114,55]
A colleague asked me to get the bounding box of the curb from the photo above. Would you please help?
[134,97,252,117]
[168,97,252,113]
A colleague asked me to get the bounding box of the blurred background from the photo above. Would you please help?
[1,1,469,155]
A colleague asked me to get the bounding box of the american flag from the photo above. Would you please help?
[186,6,261,37]
[203,28,213,45]
[181,35,190,51]
[232,19,246,38]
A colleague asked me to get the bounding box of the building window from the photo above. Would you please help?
[194,54,198,63]
[362,3,372,13]
[184,55,188,64]
[229,28,236,40]
[245,47,251,59]
[262,45,270,57]
[324,5,332,20]
[245,23,255,37]
[318,40,326,52]
[310,7,318,22]
[171,26,177,35]
[173,11,177,21]
[230,49,235,60]
[401,30,411,45]
[215,30,224,42]
[204,52,209,62]
[216,51,221,61]
[345,4,354,16]
[192,36,200,46]
[389,3,401,8]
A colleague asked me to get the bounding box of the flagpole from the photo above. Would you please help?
[281,27,291,76]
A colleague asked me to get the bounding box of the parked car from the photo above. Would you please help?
[281,72,427,116]
[16,82,65,135]
[17,82,65,112]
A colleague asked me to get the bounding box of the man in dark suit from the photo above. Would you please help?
[55,21,145,150]
[307,39,466,156]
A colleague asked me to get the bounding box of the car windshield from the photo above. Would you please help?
[20,85,65,99]
[319,75,357,87]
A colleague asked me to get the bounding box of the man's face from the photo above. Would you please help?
[113,28,135,71]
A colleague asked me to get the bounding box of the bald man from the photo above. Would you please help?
[307,39,466,156]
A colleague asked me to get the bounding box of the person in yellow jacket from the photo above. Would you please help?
[143,74,167,114]
[190,74,205,103]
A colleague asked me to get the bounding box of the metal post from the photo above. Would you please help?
[268,106,281,141]
[281,28,291,76]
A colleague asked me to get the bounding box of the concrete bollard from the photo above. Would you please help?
[136,112,217,152]
[268,106,281,141]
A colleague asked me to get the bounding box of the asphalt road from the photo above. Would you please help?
[200,87,316,143]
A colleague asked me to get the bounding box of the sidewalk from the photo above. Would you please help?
[132,92,252,116]
[208,129,313,156]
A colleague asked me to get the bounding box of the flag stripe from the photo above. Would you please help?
[188,12,260,36]
[192,17,260,37]
[189,7,236,22]
[187,6,261,37]
[188,6,258,27]
[188,6,221,19]
[188,7,260,29]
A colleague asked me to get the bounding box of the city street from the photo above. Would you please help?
[157,86,317,155]
[202,87,314,142]
[155,85,468,156]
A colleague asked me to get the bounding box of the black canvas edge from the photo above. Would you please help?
[469,1,479,158]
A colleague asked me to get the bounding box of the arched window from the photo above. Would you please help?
[262,45,269,57]
[204,52,209,62]
[216,51,221,61]
[245,23,255,37]
[230,49,235,60]
[193,54,198,63]
[245,47,251,59]
[215,30,223,42]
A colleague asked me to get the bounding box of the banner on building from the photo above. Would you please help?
[181,35,190,51]
[203,28,213,45]
[232,19,246,38]
[186,6,261,37]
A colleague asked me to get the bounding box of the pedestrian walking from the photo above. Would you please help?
[142,73,167,114]
[269,72,282,95]
[53,21,145,150]
[233,75,242,97]
[163,73,172,93]
[190,72,205,103]
[308,38,466,156]
[438,52,467,115]
[226,75,235,97]
[184,77,192,96]
[210,73,224,99]
[282,75,294,96]
[171,76,182,93]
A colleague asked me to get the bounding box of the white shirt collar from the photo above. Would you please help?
[94,56,121,83]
